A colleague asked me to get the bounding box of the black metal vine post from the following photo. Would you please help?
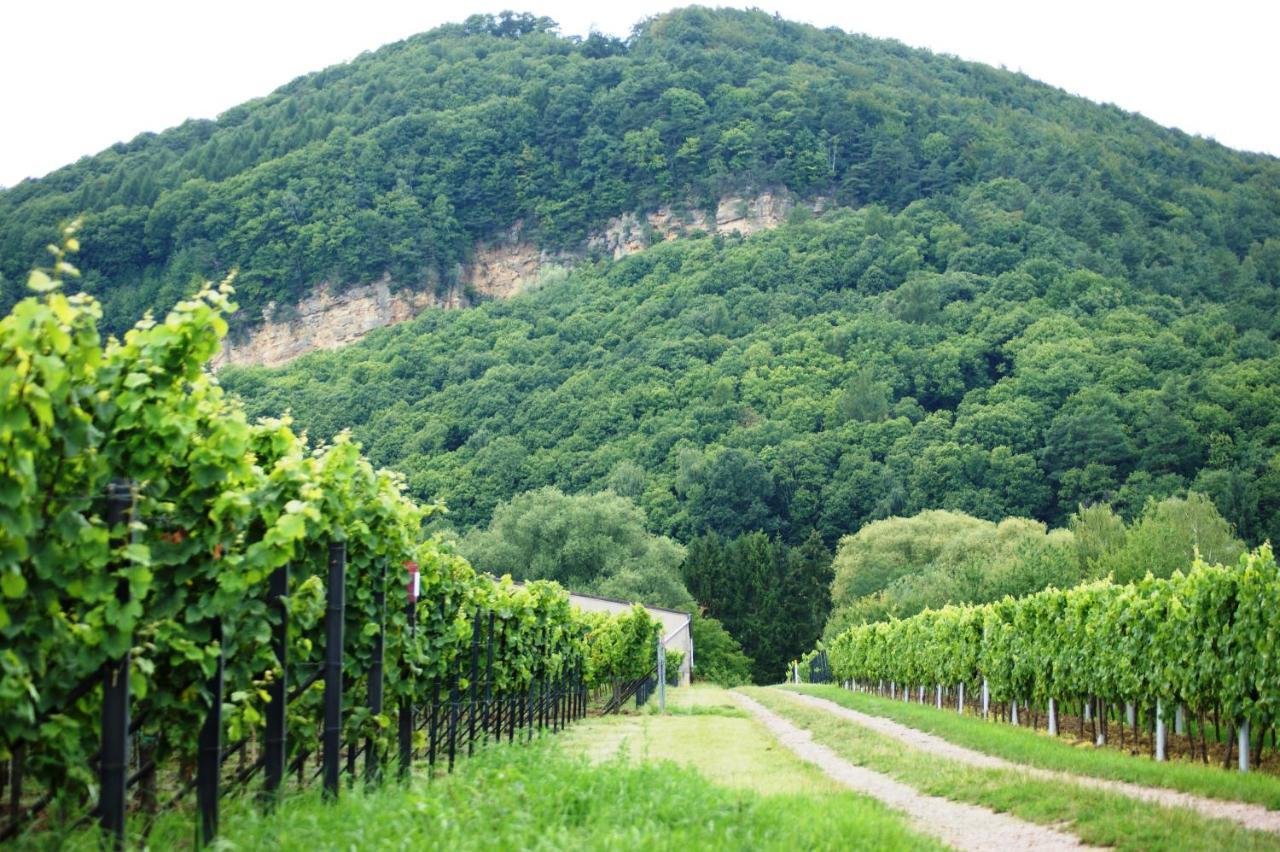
[264,564,289,800]
[446,683,459,772]
[322,541,346,799]
[467,612,481,757]
[99,479,134,850]
[196,619,224,846]
[428,681,440,771]
[507,676,517,743]
[527,680,537,743]
[398,563,418,780]
[365,562,386,785]
[483,611,495,742]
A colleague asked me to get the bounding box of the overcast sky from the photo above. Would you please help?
[2,1,1276,188]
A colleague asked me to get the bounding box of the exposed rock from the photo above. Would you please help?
[717,190,826,236]
[212,279,465,369]
[587,189,830,258]
[588,206,711,258]
[215,189,832,369]
[462,223,573,300]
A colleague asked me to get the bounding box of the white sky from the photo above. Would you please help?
[1,1,1276,188]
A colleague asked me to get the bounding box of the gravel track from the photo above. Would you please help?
[784,689,1280,835]
[733,692,1097,851]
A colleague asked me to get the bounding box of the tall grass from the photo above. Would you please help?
[17,734,937,850]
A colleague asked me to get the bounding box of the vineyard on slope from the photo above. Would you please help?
[0,224,661,845]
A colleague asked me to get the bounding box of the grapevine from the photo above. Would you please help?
[0,225,665,831]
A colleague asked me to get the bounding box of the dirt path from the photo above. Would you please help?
[733,692,1097,852]
[783,689,1280,835]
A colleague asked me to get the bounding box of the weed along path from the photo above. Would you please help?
[732,692,1096,851]
[784,689,1280,835]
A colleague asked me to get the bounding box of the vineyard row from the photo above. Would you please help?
[802,544,1279,772]
[0,227,662,846]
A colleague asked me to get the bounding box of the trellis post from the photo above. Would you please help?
[264,564,289,799]
[398,561,419,780]
[657,636,666,714]
[484,611,495,741]
[365,562,387,784]
[1155,698,1166,761]
[99,479,134,850]
[467,612,481,756]
[322,541,346,799]
[196,619,224,846]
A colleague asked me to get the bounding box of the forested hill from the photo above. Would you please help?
[225,205,1280,547]
[6,8,1280,553]
[2,8,1277,340]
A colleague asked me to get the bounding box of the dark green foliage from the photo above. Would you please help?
[5,8,1279,631]
[689,612,753,687]
[682,530,831,684]
[4,7,1277,344]
[223,205,1280,547]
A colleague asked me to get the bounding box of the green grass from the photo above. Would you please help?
[787,684,1280,809]
[561,684,836,796]
[746,687,1280,852]
[639,682,750,717]
[14,711,938,850]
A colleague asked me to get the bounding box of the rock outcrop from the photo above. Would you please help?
[215,189,830,369]
[212,279,465,369]
[587,190,829,259]
[461,224,572,300]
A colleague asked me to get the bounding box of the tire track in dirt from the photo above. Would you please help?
[733,692,1097,852]
[784,689,1280,835]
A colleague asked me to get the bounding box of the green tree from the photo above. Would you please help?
[837,367,890,423]
[1092,492,1244,584]
[685,448,776,538]
[689,612,753,686]
[460,487,692,609]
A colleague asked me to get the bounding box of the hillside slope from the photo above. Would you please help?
[6,8,1279,549]
[2,8,1276,336]
[224,202,1280,546]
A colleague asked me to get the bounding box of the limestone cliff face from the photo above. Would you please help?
[587,190,830,258]
[212,279,465,369]
[215,189,829,369]
[461,222,574,301]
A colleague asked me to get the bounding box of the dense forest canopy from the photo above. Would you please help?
[2,8,1277,339]
[224,204,1280,547]
[4,8,1279,677]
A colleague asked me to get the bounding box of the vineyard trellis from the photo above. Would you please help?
[804,543,1280,772]
[0,225,662,846]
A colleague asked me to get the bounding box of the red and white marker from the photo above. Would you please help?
[405,561,420,603]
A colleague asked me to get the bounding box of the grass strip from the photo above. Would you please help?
[562,684,839,797]
[787,684,1280,810]
[16,733,939,851]
[748,687,1280,852]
